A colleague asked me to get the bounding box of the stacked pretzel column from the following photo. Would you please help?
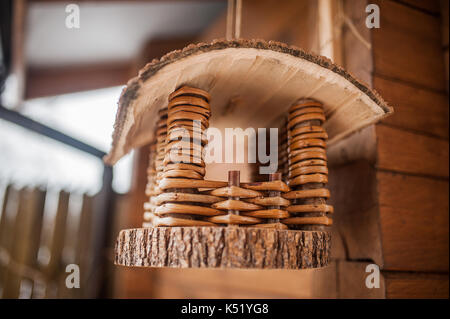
[143,142,156,226]
[154,86,223,227]
[283,99,333,231]
[278,119,289,183]
[143,107,167,227]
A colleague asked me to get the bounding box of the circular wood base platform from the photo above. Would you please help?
[115,227,331,269]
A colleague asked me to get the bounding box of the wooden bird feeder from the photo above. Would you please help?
[108,39,392,270]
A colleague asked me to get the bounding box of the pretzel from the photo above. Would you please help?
[153,216,217,227]
[288,166,328,178]
[168,86,211,103]
[242,209,289,219]
[243,180,290,192]
[169,104,211,117]
[159,178,227,190]
[282,216,333,226]
[154,193,222,205]
[283,188,330,200]
[208,186,261,198]
[245,196,290,207]
[289,151,327,163]
[289,159,327,170]
[288,107,324,122]
[288,173,328,187]
[155,203,224,216]
[207,214,262,225]
[289,132,328,142]
[287,204,334,214]
[288,113,326,129]
[163,163,206,175]
[161,169,204,180]
[168,95,211,110]
[289,138,326,150]
[288,125,326,139]
[289,100,324,113]
[251,222,288,229]
[212,199,262,211]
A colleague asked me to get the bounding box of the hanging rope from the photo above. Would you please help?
[342,14,371,50]
[319,3,371,55]
[226,0,242,40]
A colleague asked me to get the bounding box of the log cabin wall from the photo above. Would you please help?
[112,0,448,298]
[371,0,448,298]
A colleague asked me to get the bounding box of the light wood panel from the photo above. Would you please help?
[376,125,449,178]
[337,261,385,298]
[152,264,337,298]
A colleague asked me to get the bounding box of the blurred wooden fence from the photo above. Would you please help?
[0,182,105,298]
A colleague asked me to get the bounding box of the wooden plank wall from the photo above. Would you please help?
[372,0,449,298]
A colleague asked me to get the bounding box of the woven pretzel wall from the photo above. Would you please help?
[117,86,332,269]
[112,39,393,269]
[142,88,333,231]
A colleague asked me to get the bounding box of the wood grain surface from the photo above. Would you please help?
[115,227,331,269]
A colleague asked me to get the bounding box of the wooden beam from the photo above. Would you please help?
[25,62,132,99]
[199,0,320,53]
[135,36,196,72]
[25,36,195,99]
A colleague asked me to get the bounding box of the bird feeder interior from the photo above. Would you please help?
[109,39,392,270]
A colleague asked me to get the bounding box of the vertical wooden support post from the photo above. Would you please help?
[227,170,240,219]
[151,86,216,227]
[267,172,282,225]
[284,99,333,230]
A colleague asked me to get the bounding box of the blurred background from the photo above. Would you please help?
[0,0,448,299]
